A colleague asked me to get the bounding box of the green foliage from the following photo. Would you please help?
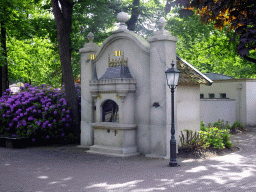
[180,121,234,151]
[211,119,231,130]
[230,121,244,133]
[200,120,206,131]
[179,129,201,152]
[199,127,233,149]
[7,37,62,88]
[166,11,256,79]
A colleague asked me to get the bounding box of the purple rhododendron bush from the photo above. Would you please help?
[0,83,81,146]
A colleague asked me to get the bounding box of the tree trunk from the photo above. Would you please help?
[51,0,80,141]
[127,0,140,31]
[1,20,9,97]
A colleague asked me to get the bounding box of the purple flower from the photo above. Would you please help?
[48,124,52,127]
[61,133,65,136]
[42,124,46,128]
[37,122,41,126]
[23,121,27,126]
[2,114,6,117]
[7,128,9,131]
[62,109,65,112]
[53,119,56,123]
[38,110,41,113]
[27,131,30,134]
[6,88,11,92]
[33,109,36,113]
[7,111,10,114]
[19,113,23,117]
[46,135,49,139]
[45,107,48,111]
[24,112,28,116]
[66,110,70,113]
[65,123,69,127]
[66,115,70,118]
[32,138,36,142]
[57,104,61,107]
[12,134,17,137]
[54,111,57,115]
[9,123,13,127]
[62,118,66,122]
[28,116,33,121]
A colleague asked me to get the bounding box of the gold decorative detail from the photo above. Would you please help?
[114,51,122,56]
[108,51,128,67]
[98,94,102,99]
[88,54,96,60]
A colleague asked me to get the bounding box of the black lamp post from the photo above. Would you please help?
[165,60,181,167]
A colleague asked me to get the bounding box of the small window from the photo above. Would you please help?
[200,94,204,99]
[220,93,227,99]
[102,100,119,122]
[209,94,215,99]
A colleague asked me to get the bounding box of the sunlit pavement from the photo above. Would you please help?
[1,128,256,192]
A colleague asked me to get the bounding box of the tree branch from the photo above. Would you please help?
[243,55,256,64]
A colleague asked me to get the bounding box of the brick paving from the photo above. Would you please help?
[1,128,256,192]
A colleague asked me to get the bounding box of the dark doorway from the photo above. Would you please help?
[102,100,119,122]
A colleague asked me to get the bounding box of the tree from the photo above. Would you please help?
[166,8,256,78]
[7,37,62,87]
[165,0,256,64]
[51,0,80,140]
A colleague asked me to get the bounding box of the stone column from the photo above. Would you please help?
[147,17,178,158]
[78,32,99,148]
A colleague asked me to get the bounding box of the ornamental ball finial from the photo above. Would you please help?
[117,11,129,23]
[159,17,167,30]
[87,32,94,43]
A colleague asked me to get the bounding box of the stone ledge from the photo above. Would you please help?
[87,145,140,157]
[92,122,137,130]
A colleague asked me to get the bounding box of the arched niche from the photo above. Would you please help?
[101,99,119,123]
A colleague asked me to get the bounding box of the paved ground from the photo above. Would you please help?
[1,128,256,192]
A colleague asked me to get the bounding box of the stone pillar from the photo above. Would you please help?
[78,32,99,148]
[146,17,178,158]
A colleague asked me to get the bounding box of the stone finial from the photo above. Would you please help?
[152,17,171,36]
[87,32,94,43]
[117,12,129,31]
[159,17,167,30]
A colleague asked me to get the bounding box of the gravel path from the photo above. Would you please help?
[1,128,256,192]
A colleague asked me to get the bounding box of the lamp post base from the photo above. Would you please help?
[169,160,179,167]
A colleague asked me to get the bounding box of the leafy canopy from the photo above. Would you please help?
[165,0,256,63]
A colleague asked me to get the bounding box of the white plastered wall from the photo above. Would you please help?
[200,80,247,125]
[246,80,256,126]
[176,85,200,146]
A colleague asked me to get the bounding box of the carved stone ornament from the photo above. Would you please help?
[117,11,129,31]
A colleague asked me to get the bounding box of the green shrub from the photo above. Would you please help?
[199,127,233,149]
[230,121,244,133]
[179,129,201,152]
[179,126,233,152]
[207,119,231,130]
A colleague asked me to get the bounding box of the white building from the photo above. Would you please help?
[79,12,212,158]
[200,77,256,127]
